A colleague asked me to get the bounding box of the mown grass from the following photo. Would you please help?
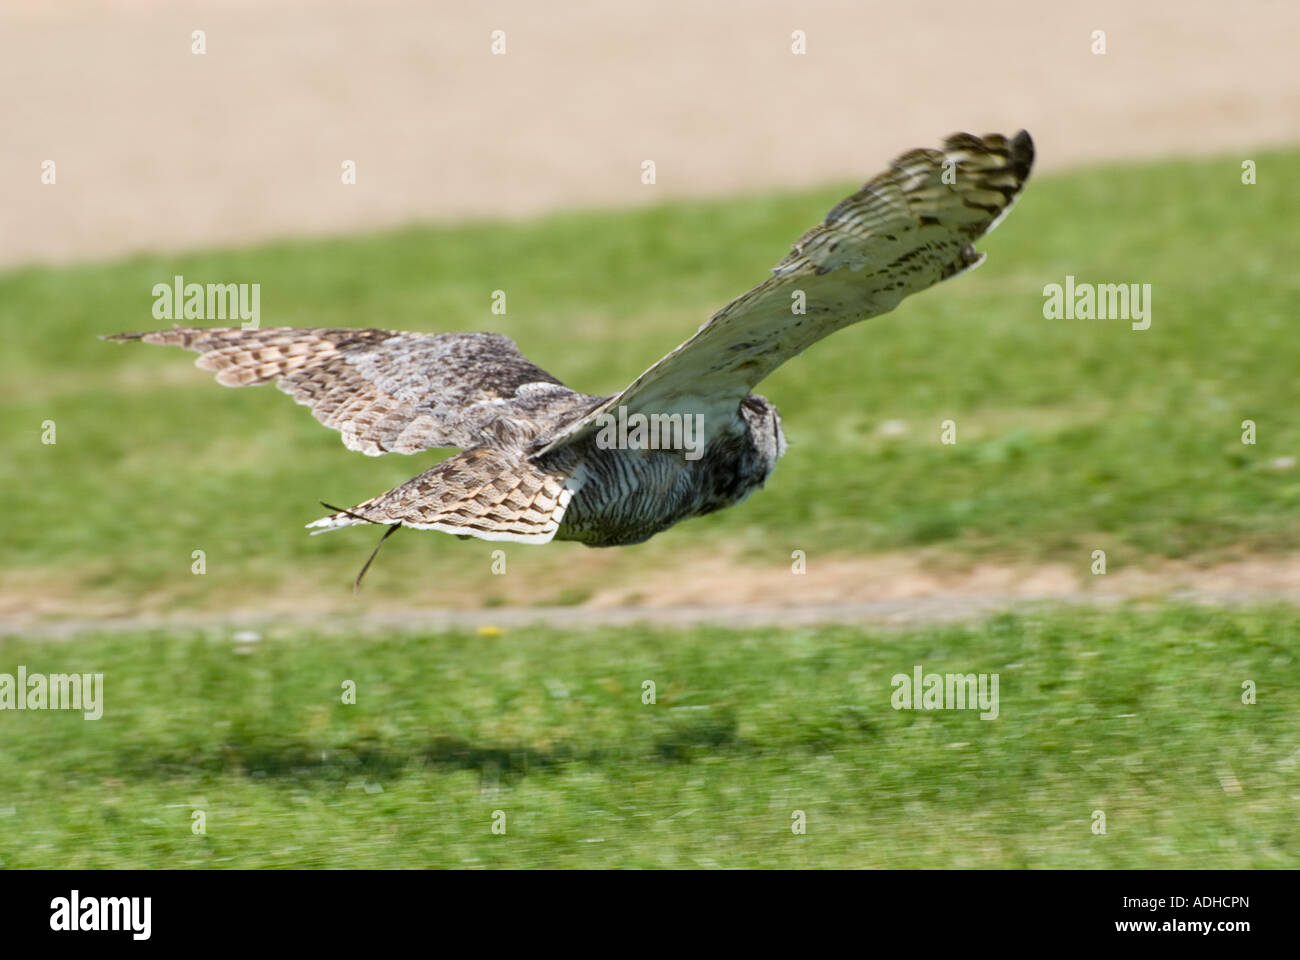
[0,604,1295,868]
[2,147,1298,611]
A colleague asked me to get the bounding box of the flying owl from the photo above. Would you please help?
[107,131,1034,580]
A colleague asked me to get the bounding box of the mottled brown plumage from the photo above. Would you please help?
[106,130,1034,556]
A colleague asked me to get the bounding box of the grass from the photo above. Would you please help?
[2,147,1299,612]
[1,604,1295,868]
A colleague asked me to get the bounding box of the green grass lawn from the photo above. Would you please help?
[2,147,1299,612]
[1,604,1295,868]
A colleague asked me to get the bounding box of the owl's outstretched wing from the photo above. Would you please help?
[533,130,1034,457]
[105,325,596,455]
[306,442,577,544]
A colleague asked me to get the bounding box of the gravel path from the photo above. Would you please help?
[6,588,1296,639]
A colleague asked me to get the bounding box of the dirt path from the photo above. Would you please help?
[6,551,1298,637]
[0,593,1278,640]
[4,0,1298,268]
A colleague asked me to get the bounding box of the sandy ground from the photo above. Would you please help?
[6,551,1300,636]
[3,0,1299,268]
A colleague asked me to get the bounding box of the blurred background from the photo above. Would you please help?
[1,1,1297,868]
[5,0,1298,268]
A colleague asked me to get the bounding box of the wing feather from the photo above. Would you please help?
[105,325,590,455]
[533,130,1033,457]
[306,444,578,544]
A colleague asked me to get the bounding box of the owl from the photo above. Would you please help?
[108,131,1034,584]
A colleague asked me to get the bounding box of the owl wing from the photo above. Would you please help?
[105,325,596,455]
[533,130,1034,457]
[306,441,577,544]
